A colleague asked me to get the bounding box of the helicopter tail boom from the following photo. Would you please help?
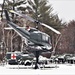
[4,10,31,39]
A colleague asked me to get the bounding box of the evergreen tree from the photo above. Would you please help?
[27,0,63,30]
[27,0,64,55]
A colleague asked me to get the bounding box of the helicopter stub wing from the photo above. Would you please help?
[9,10,61,35]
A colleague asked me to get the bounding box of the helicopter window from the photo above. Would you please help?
[42,34,52,45]
[42,34,48,41]
[48,37,51,45]
[30,33,42,41]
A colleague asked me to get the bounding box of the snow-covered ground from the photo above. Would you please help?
[0,64,75,75]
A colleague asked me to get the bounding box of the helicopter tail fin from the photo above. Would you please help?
[4,10,11,21]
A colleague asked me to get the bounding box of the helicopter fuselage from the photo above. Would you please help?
[7,20,52,50]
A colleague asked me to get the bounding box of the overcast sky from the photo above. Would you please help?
[0,0,75,22]
[49,0,75,22]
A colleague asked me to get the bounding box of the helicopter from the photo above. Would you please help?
[4,9,61,69]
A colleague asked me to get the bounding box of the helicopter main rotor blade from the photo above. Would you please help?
[9,10,36,22]
[40,22,61,34]
[9,10,61,34]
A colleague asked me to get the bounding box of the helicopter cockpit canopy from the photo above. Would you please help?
[29,29,51,46]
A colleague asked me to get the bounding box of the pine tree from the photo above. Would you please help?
[27,0,64,55]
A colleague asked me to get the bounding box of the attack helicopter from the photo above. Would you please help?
[4,9,61,69]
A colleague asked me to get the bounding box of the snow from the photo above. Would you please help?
[0,64,75,75]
